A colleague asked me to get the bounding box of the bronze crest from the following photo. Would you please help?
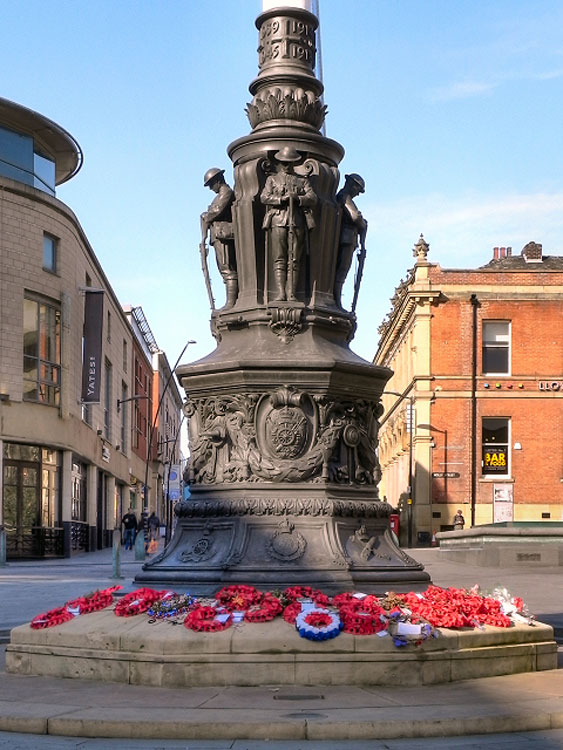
[265,405,308,458]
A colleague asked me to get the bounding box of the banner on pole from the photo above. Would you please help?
[81,290,104,403]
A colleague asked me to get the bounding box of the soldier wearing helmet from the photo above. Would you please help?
[260,146,317,302]
[334,173,367,308]
[201,168,238,309]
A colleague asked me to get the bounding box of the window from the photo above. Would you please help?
[106,310,111,343]
[0,126,55,196]
[120,382,128,452]
[71,460,87,522]
[104,359,112,440]
[3,443,61,557]
[33,151,56,194]
[122,339,128,372]
[81,400,91,425]
[482,418,510,476]
[482,321,510,374]
[42,234,57,273]
[23,296,61,405]
[133,401,140,450]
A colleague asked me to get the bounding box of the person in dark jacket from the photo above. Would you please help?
[121,508,137,550]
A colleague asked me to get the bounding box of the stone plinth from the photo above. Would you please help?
[137,344,431,593]
[6,611,556,688]
[437,524,563,567]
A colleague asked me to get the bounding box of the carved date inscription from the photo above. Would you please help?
[258,16,315,69]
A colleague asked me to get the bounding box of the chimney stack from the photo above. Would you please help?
[493,247,499,259]
[521,241,543,263]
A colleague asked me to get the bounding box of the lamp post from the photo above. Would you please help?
[116,393,149,412]
[380,389,415,548]
[143,339,195,514]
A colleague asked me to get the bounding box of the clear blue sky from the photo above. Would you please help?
[3,1,563,366]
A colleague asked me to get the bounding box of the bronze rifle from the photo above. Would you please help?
[199,217,216,312]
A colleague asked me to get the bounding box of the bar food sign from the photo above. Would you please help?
[81,290,104,403]
[483,447,507,473]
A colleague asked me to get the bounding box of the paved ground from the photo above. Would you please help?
[2,544,563,746]
[3,729,563,748]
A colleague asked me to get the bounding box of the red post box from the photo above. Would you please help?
[389,513,400,538]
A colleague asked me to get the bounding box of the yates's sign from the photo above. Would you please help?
[81,290,104,403]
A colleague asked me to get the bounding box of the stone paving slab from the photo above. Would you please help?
[2,666,563,740]
[6,731,563,749]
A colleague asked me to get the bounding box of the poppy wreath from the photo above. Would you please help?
[65,585,123,615]
[283,586,331,607]
[30,585,124,629]
[184,605,233,632]
[282,601,302,625]
[30,606,75,630]
[331,592,357,609]
[399,586,513,629]
[339,598,388,636]
[295,608,343,641]
[114,588,169,617]
[215,584,263,611]
[244,593,283,623]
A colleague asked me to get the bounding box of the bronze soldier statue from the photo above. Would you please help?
[200,168,238,309]
[334,173,367,309]
[260,147,317,302]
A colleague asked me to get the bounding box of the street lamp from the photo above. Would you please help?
[380,389,414,548]
[116,393,150,412]
[143,339,195,514]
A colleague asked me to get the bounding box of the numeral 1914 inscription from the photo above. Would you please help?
[259,17,315,68]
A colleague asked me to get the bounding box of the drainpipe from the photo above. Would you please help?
[470,294,479,527]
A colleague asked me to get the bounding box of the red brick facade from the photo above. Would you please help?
[375,242,563,541]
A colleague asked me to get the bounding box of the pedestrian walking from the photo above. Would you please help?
[453,509,465,530]
[148,512,160,542]
[121,508,137,550]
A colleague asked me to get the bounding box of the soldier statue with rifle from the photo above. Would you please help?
[200,168,238,310]
[334,173,367,311]
[260,147,317,302]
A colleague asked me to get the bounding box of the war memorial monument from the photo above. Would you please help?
[6,1,556,694]
[136,0,430,594]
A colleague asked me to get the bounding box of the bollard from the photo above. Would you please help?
[135,529,146,561]
[111,528,124,579]
[0,527,7,567]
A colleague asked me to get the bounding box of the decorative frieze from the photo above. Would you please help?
[184,387,381,488]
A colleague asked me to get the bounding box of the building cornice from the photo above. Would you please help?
[375,288,439,366]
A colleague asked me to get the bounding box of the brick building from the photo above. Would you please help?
[123,305,183,525]
[0,96,181,558]
[374,237,563,545]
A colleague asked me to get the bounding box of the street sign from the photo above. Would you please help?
[432,471,460,478]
